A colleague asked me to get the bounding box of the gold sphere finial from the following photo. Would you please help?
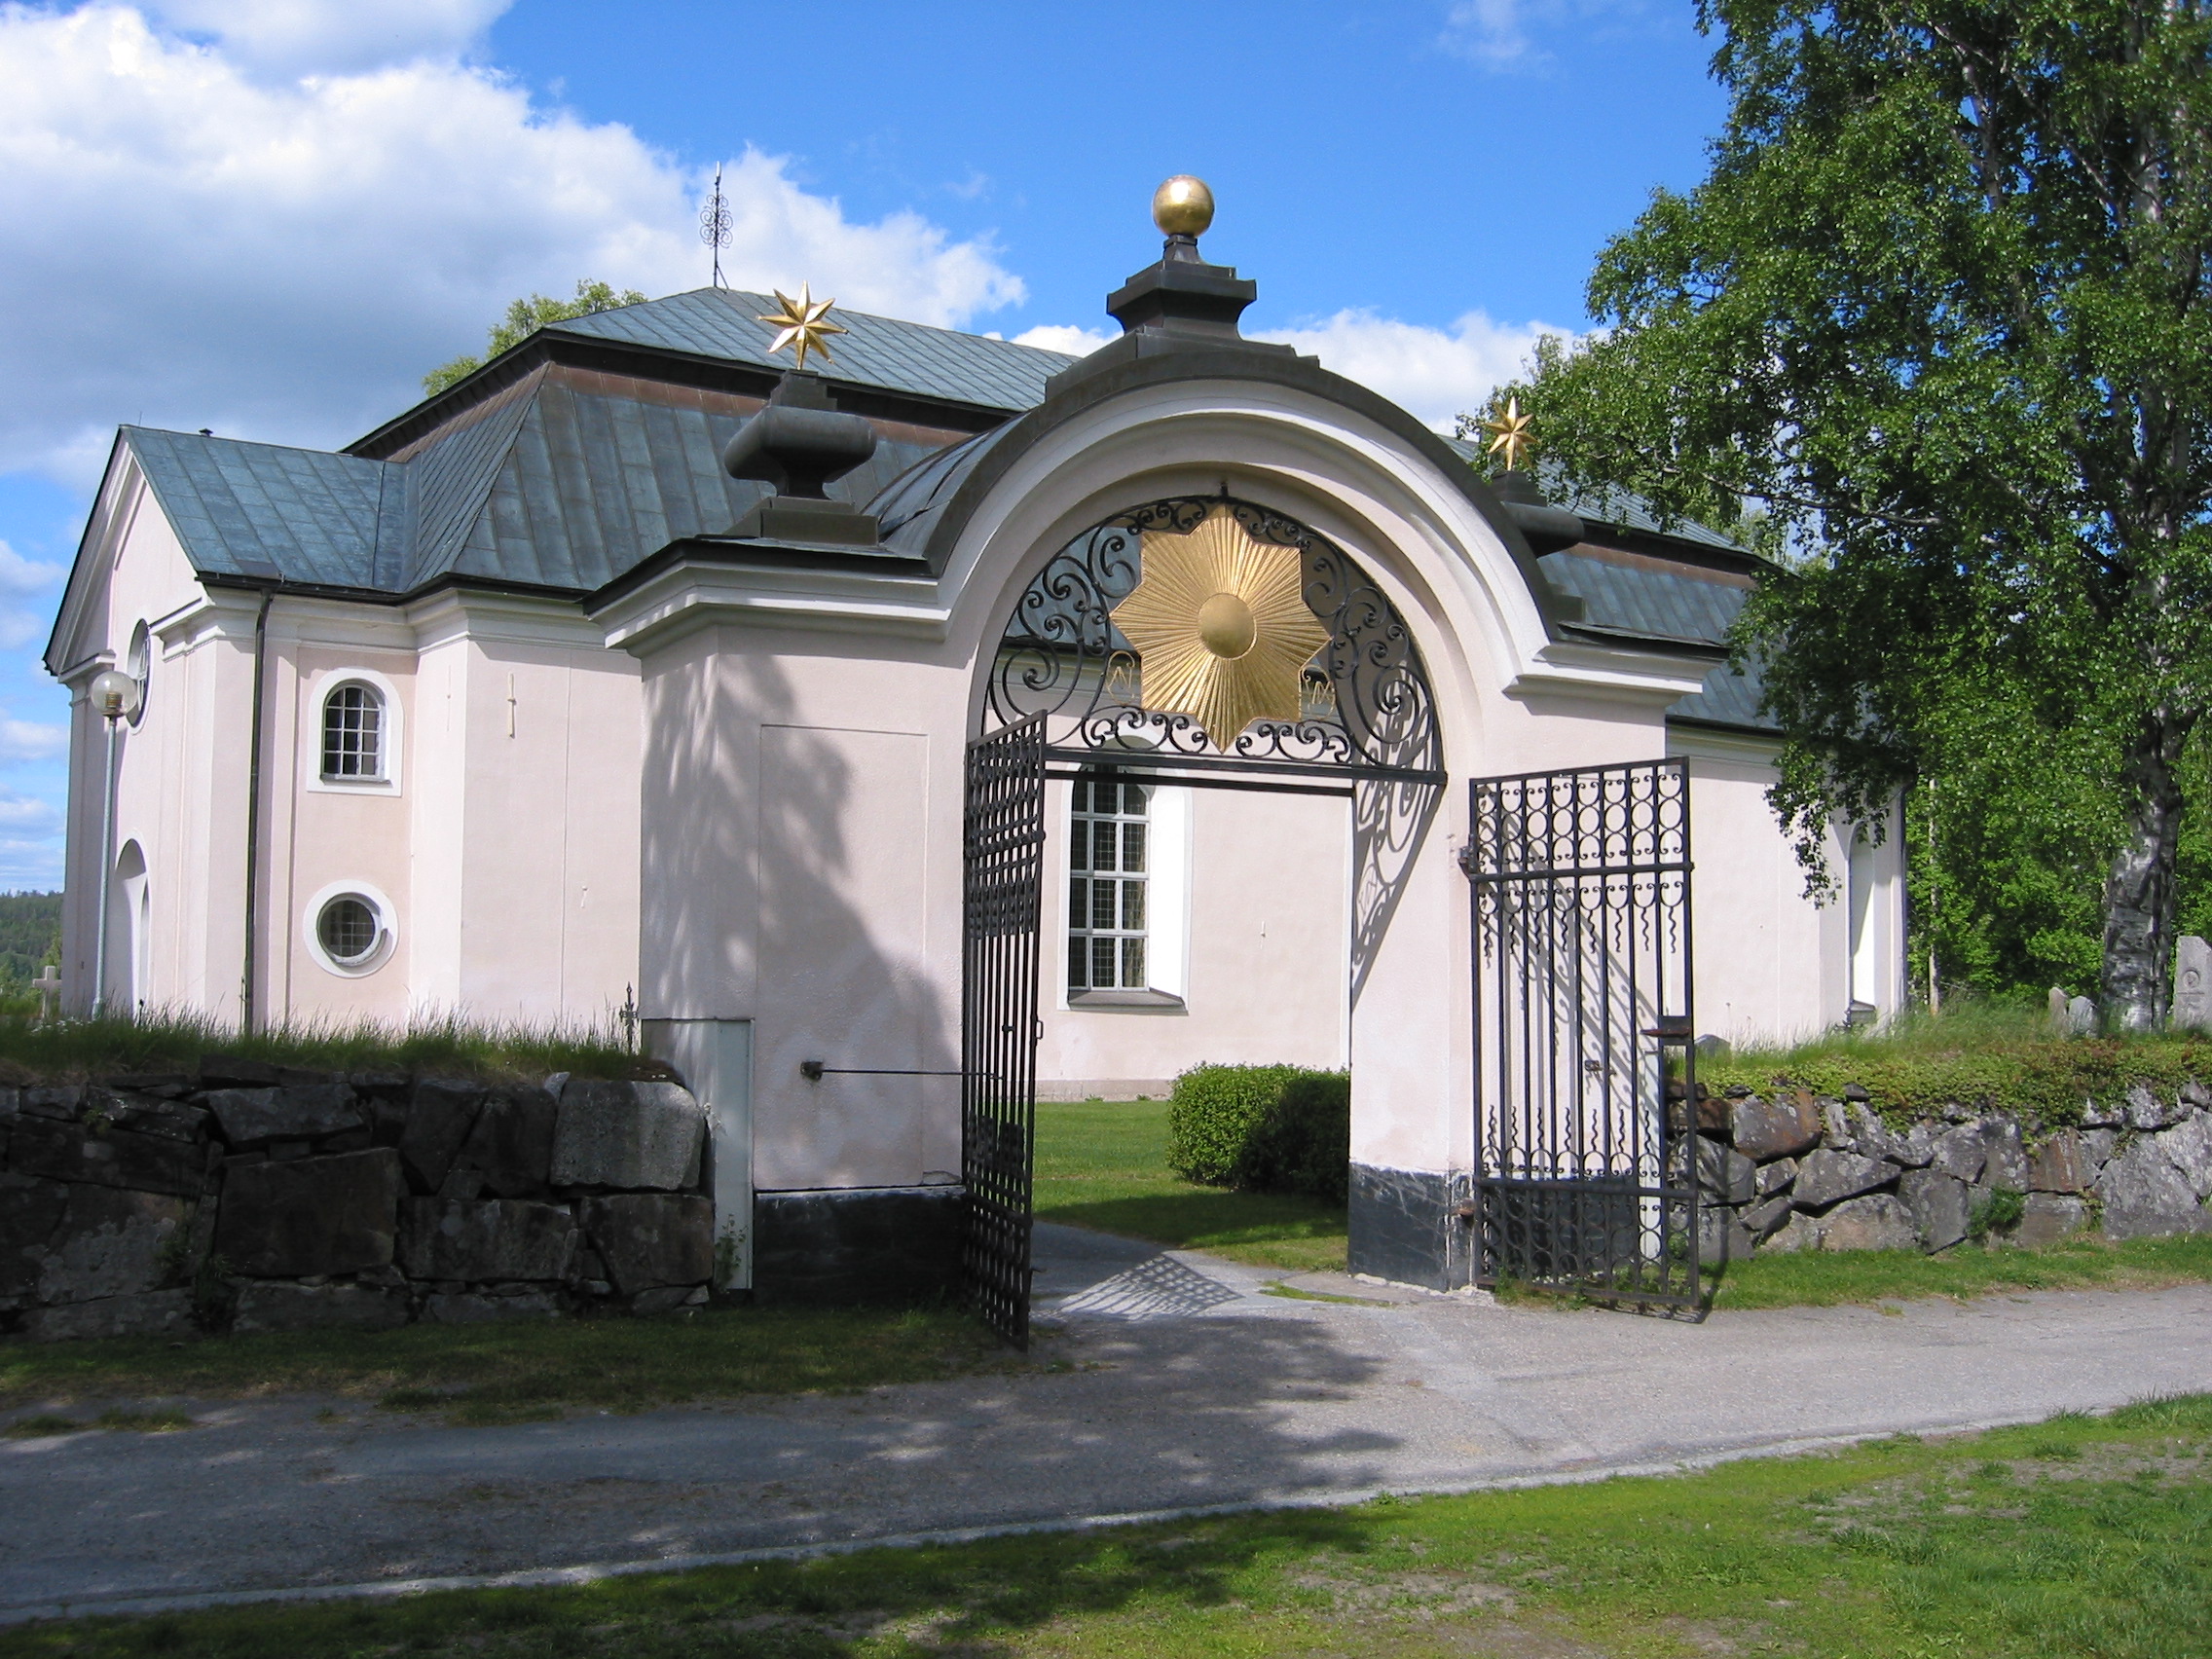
[1152,175,1215,239]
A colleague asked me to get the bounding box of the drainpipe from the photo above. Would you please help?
[240,588,274,1033]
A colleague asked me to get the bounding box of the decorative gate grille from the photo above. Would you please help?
[1465,759,1700,1310]
[961,712,1049,1346]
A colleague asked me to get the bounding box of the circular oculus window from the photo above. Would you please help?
[307,888,392,975]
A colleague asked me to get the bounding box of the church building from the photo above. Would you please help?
[46,182,1905,1313]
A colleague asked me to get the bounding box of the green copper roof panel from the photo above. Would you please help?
[550,289,1080,413]
[125,426,401,587]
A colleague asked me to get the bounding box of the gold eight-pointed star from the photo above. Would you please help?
[1483,394,1536,471]
[1110,506,1331,753]
[756,283,847,371]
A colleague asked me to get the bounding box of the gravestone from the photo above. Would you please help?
[2174,936,2212,1032]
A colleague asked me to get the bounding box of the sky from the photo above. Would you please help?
[0,0,1730,890]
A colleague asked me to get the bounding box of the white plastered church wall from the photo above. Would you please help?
[604,373,1720,1194]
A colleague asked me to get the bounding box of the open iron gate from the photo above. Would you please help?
[961,712,1049,1346]
[1465,758,1701,1311]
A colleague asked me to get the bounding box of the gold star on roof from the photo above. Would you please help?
[1111,506,1332,753]
[1483,394,1536,471]
[756,283,847,371]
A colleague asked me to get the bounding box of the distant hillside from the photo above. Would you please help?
[0,892,61,982]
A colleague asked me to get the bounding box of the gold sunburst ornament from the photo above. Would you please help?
[1483,394,1536,471]
[756,283,847,371]
[1110,506,1332,752]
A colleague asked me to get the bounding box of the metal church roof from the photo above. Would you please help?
[549,289,1080,414]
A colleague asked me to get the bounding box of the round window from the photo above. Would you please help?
[316,896,380,965]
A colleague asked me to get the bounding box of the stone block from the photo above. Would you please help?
[2095,1137,2198,1221]
[2126,1085,2180,1131]
[422,1290,562,1324]
[1742,1194,1793,1240]
[1816,1193,1920,1252]
[200,1054,280,1088]
[397,1080,486,1193]
[1731,1091,1824,1161]
[2103,1205,2212,1240]
[37,1187,189,1304]
[397,1198,575,1282]
[552,1081,705,1191]
[633,1286,707,1315]
[22,1288,194,1342]
[1698,1205,1757,1264]
[2067,995,2098,1036]
[2016,1193,2089,1247]
[95,1090,208,1143]
[1792,1149,1896,1210]
[2083,1126,2120,1169]
[2027,1130,2091,1194]
[579,1194,714,1294]
[6,1117,204,1197]
[215,1148,404,1277]
[1762,1211,1825,1253]
[232,1280,412,1334]
[2154,1114,2212,1200]
[1900,1167,1971,1252]
[1755,1156,1798,1198]
[1981,1120,2029,1190]
[203,1086,364,1151]
[2174,936,2212,1031]
[18,1086,84,1122]
[0,1173,69,1297]
[1930,1124,1988,1183]
[1696,1139,1757,1206]
[450,1088,558,1198]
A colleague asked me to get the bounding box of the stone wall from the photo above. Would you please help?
[1699,1082,2212,1258]
[1,1058,715,1341]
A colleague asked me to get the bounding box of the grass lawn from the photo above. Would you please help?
[1034,1098,1346,1273]
[12,1393,2210,1656]
[1704,1232,2212,1309]
[0,1304,1012,1426]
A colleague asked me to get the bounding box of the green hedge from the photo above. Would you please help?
[1165,1063,1350,1203]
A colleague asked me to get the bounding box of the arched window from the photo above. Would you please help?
[321,682,385,781]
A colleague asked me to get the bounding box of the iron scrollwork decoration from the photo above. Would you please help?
[985,497,1443,782]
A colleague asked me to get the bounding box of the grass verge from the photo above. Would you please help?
[1706,1231,2212,1309]
[12,1395,2210,1656]
[0,1010,655,1086]
[0,1305,1011,1425]
[1035,1098,1346,1273]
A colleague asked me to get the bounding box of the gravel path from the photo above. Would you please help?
[5,1222,2207,1623]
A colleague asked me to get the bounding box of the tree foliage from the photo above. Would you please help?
[423,278,646,394]
[1504,0,2212,1027]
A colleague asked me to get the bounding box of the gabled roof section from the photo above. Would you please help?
[125,425,406,587]
[547,289,1077,414]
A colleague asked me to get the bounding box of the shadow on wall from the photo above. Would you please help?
[643,648,957,1193]
[1351,779,1441,1009]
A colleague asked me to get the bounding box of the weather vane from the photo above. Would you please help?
[756,283,846,372]
[1483,395,1536,472]
[700,164,732,289]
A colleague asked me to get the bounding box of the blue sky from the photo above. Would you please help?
[0,0,1729,891]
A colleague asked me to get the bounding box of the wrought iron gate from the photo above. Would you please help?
[1465,759,1700,1310]
[961,712,1048,1346]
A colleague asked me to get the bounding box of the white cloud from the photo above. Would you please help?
[1438,0,1650,71]
[0,719,67,762]
[143,0,511,76]
[1010,323,1117,357]
[0,784,61,824]
[0,5,1027,483]
[1254,309,1566,431]
[0,540,65,594]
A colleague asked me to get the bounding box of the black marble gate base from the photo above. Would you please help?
[1346,1163,1477,1291]
[752,1185,964,1304]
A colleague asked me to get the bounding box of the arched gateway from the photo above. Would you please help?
[58,181,1895,1342]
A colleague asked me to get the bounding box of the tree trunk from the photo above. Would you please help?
[2100,718,2189,1032]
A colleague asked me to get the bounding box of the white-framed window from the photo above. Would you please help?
[1067,773,1151,993]
[124,621,150,728]
[305,667,403,794]
[321,683,384,779]
[303,879,396,977]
